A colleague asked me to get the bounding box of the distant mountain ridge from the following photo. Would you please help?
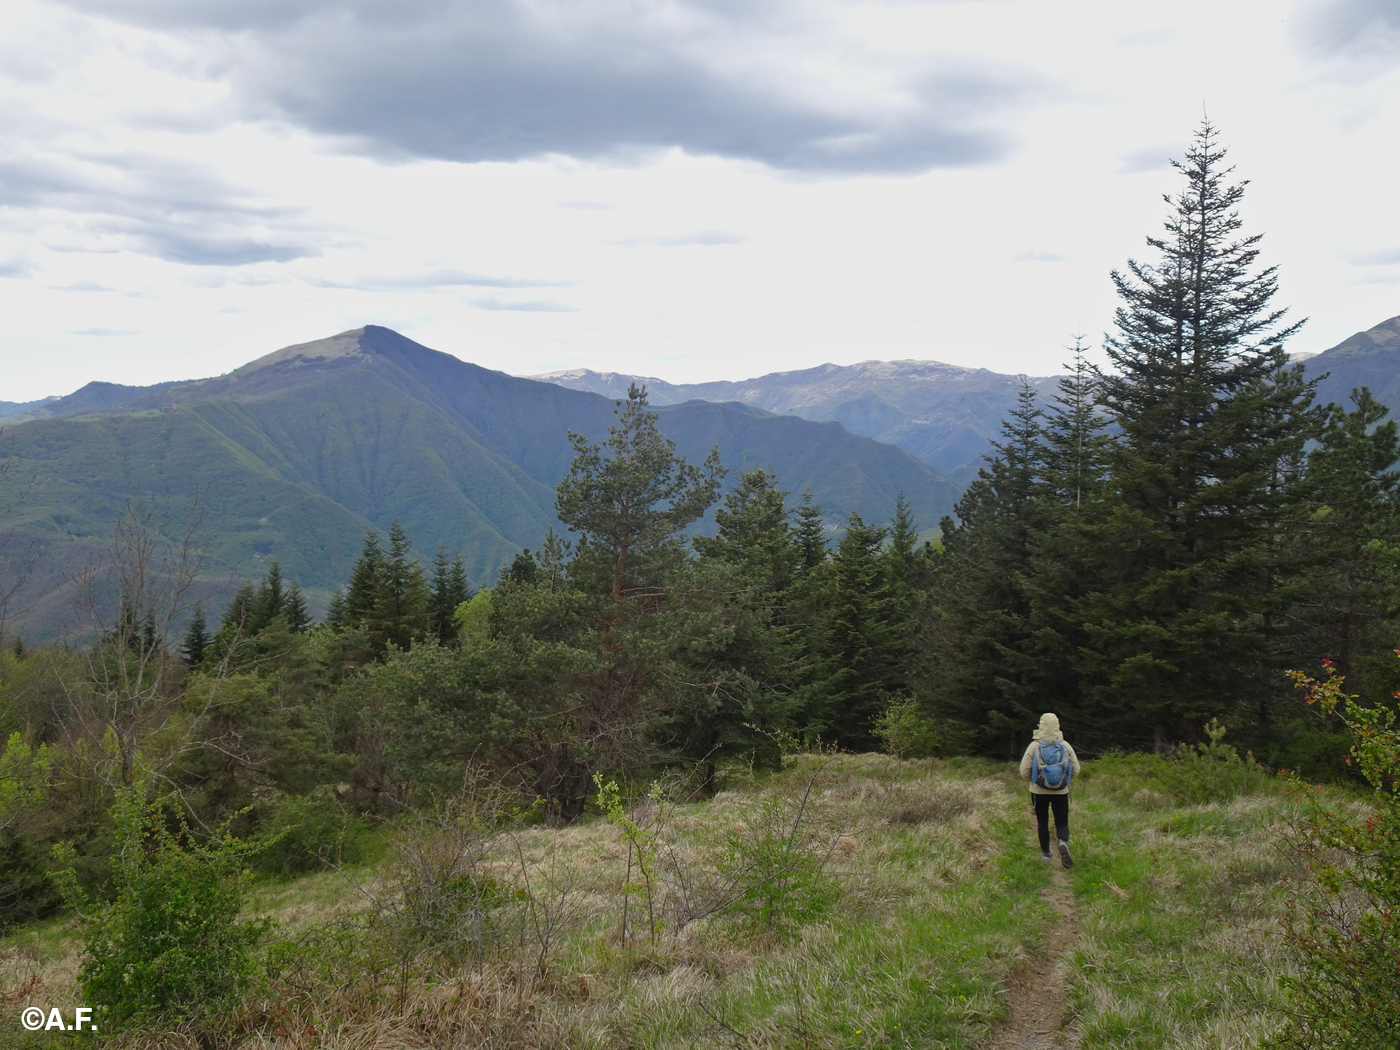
[1301,314,1400,417]
[0,326,956,638]
[531,360,1064,484]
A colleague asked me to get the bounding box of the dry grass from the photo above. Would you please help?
[0,753,1329,1049]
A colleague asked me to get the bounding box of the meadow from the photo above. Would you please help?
[0,749,1327,1050]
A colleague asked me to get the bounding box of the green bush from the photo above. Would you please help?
[874,699,973,759]
[252,791,376,878]
[717,790,840,937]
[1081,720,1279,805]
[1267,663,1400,1049]
[53,791,272,1027]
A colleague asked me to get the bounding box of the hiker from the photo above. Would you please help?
[1020,712,1081,868]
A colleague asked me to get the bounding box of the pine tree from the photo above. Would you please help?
[345,532,384,627]
[931,378,1052,750]
[556,383,724,600]
[252,562,285,631]
[1085,119,1317,741]
[283,582,311,632]
[180,605,209,665]
[428,546,471,644]
[817,512,901,750]
[792,489,828,573]
[373,521,431,652]
[1301,388,1400,696]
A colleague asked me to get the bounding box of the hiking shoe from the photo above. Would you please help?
[1058,841,1073,869]
[1040,851,1052,862]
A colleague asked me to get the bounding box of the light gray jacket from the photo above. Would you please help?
[1019,736,1081,795]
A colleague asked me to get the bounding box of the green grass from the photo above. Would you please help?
[0,753,1353,1049]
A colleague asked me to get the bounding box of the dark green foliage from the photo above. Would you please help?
[0,828,62,928]
[179,604,209,665]
[1082,120,1317,738]
[1298,387,1400,697]
[428,546,471,644]
[251,792,375,878]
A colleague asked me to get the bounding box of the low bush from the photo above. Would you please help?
[1080,719,1280,805]
[251,790,376,878]
[52,790,271,1028]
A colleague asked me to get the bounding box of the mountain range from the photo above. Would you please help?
[527,317,1400,484]
[0,327,956,637]
[530,362,1064,487]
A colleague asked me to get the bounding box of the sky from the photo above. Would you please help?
[1,0,1398,402]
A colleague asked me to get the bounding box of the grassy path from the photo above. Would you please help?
[987,805,1082,1050]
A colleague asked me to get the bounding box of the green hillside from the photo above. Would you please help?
[0,326,956,637]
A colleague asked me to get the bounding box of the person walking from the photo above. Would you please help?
[1020,712,1081,868]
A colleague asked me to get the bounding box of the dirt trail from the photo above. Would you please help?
[984,830,1081,1049]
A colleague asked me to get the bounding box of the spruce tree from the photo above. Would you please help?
[373,521,431,652]
[932,378,1052,750]
[283,582,311,632]
[428,546,471,644]
[1085,119,1317,741]
[1301,388,1400,696]
[180,605,209,665]
[345,532,384,627]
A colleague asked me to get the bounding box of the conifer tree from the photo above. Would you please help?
[932,378,1052,750]
[282,582,311,632]
[556,383,723,600]
[345,532,384,627]
[373,521,430,652]
[1301,388,1400,696]
[428,546,471,644]
[1085,119,1317,740]
[180,605,209,665]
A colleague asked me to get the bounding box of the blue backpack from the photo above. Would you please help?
[1031,740,1072,790]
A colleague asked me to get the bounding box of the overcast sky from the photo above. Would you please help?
[2,0,1398,401]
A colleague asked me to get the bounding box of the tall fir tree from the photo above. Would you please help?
[1084,119,1317,743]
[428,546,471,645]
[556,383,723,600]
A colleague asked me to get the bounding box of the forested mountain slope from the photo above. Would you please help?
[0,326,955,637]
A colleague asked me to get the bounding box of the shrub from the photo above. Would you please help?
[874,699,973,759]
[1081,719,1278,805]
[252,791,376,878]
[1266,661,1400,1049]
[715,782,840,937]
[53,790,271,1027]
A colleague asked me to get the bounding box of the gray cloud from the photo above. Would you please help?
[1352,247,1400,265]
[612,230,747,247]
[1299,0,1400,54]
[469,296,578,312]
[0,148,323,265]
[1014,250,1065,262]
[68,327,138,335]
[1118,145,1177,173]
[55,0,1037,175]
[305,267,570,290]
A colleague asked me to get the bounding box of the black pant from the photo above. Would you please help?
[1033,793,1069,852]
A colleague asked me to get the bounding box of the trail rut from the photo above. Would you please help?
[984,827,1081,1049]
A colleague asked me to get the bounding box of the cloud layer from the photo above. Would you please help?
[56,0,1036,174]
